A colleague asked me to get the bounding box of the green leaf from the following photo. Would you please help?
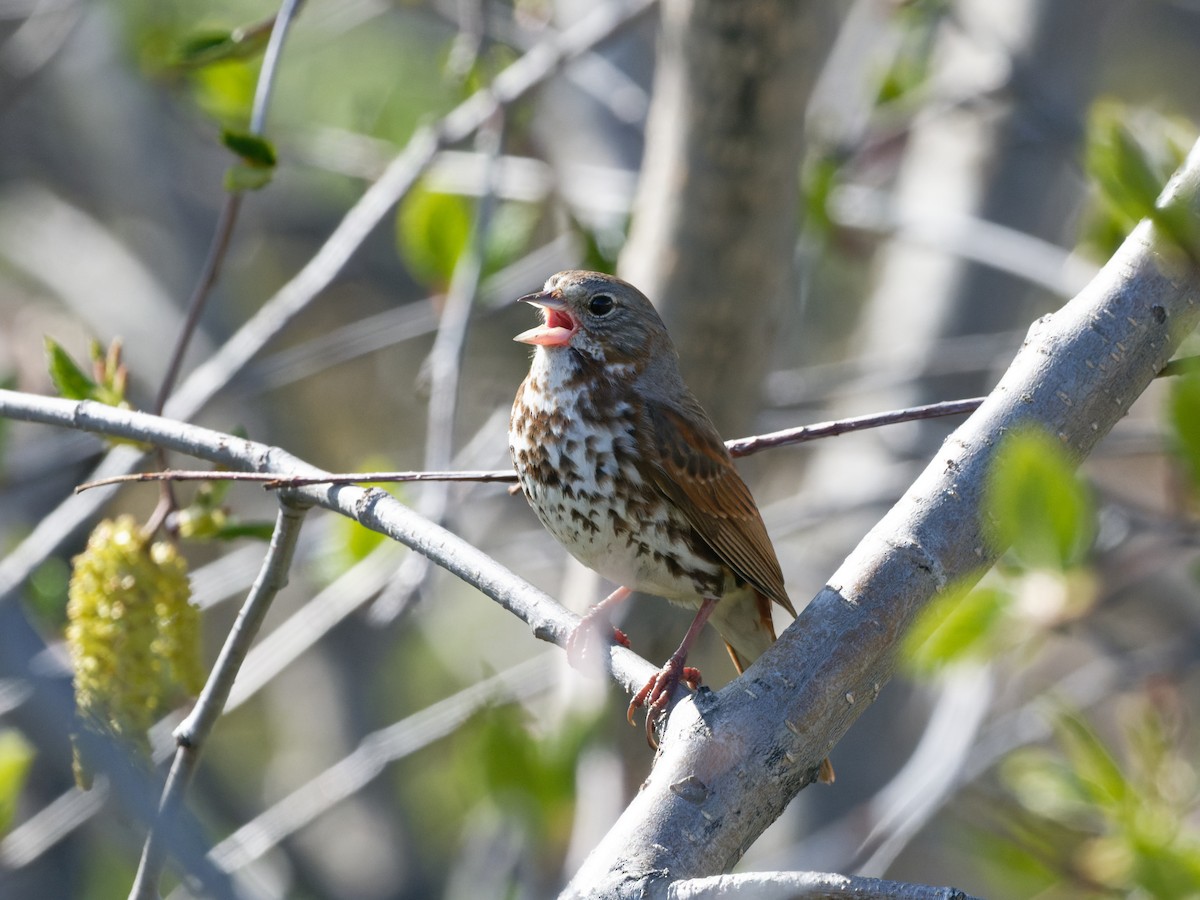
[1081,101,1197,260]
[1168,371,1200,491]
[44,337,97,401]
[223,163,275,193]
[0,729,35,833]
[1089,107,1166,227]
[903,581,1008,675]
[984,428,1093,570]
[396,185,472,288]
[1001,746,1096,826]
[220,130,277,168]
[190,60,257,126]
[482,201,539,276]
[1054,709,1129,812]
[209,521,277,542]
[174,23,271,69]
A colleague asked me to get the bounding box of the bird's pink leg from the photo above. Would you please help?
[565,585,633,669]
[628,597,718,746]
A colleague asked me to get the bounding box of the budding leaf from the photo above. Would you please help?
[175,24,271,69]
[221,129,277,168]
[45,337,97,401]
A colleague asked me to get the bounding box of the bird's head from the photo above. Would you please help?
[513,270,671,367]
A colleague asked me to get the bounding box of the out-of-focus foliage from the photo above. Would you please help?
[985,693,1200,899]
[45,338,130,409]
[984,427,1093,571]
[874,0,949,107]
[397,183,540,290]
[906,415,1200,897]
[1081,101,1198,260]
[67,516,202,786]
[0,730,35,835]
[905,428,1098,674]
[454,705,598,857]
[1168,370,1200,494]
[397,187,474,289]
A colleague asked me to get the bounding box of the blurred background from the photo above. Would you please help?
[1,0,1200,897]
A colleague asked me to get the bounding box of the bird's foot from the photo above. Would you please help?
[565,586,633,670]
[565,608,631,671]
[627,656,703,747]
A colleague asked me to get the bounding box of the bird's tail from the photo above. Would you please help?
[712,587,835,785]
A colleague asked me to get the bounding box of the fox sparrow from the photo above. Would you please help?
[509,270,832,781]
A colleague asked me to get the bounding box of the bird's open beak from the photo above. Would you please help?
[513,289,576,347]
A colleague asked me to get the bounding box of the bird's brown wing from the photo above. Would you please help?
[640,399,796,617]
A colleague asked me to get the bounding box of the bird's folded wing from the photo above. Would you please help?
[640,401,796,616]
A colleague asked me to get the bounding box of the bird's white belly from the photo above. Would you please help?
[510,366,724,602]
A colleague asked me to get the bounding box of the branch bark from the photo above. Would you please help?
[560,144,1200,897]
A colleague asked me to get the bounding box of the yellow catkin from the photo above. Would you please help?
[66,516,201,786]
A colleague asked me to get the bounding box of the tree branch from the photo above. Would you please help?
[666,872,981,900]
[0,389,659,702]
[560,142,1200,897]
[129,499,307,899]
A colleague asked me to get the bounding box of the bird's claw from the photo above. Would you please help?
[627,659,703,747]
[565,612,630,670]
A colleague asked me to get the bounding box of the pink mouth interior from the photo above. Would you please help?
[515,306,576,346]
[545,309,573,331]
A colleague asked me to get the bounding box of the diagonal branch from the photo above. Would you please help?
[129,498,308,899]
[666,872,981,900]
[0,389,660,701]
[560,141,1200,897]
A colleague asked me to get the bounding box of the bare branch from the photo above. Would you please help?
[129,499,308,899]
[153,0,306,415]
[0,389,660,700]
[666,872,981,900]
[368,109,507,624]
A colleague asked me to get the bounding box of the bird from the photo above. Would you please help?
[508,270,832,782]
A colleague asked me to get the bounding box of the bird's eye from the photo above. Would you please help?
[588,294,615,316]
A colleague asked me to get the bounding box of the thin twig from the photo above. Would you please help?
[75,396,991,493]
[370,109,507,624]
[725,398,985,457]
[68,346,1200,494]
[129,500,308,899]
[153,0,306,415]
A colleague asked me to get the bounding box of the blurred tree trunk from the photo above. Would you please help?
[801,0,1114,559]
[619,0,835,435]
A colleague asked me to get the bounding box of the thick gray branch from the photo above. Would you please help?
[667,871,981,900]
[561,145,1200,897]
